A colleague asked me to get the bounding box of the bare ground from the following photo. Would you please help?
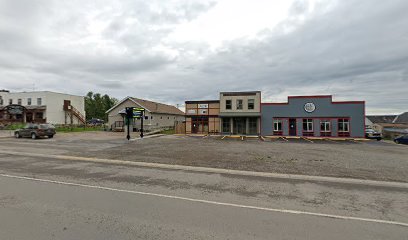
[64,134,408,182]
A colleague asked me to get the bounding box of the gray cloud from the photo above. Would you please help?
[0,0,407,114]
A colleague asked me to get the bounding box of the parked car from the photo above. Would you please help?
[87,118,105,125]
[365,128,382,141]
[394,135,408,145]
[14,123,56,139]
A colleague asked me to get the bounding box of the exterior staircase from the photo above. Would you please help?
[63,102,86,125]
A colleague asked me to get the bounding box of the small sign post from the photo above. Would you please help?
[125,107,134,140]
[133,108,145,139]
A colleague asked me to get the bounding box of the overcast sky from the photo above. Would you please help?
[0,0,407,114]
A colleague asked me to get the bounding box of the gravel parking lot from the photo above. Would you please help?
[58,133,408,183]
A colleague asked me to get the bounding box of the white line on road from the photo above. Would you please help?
[1,173,407,228]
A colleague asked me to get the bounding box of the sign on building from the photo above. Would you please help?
[198,104,208,109]
[304,102,316,113]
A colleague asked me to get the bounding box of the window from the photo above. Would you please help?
[17,99,22,105]
[222,118,231,133]
[236,99,243,110]
[37,98,42,105]
[248,117,258,135]
[160,116,162,119]
[9,99,12,105]
[167,117,169,119]
[338,118,350,137]
[35,112,43,119]
[273,119,282,131]
[303,119,314,136]
[226,100,232,110]
[144,116,148,120]
[27,98,32,105]
[320,120,331,137]
[320,120,331,132]
[303,119,313,132]
[338,119,349,132]
[248,99,255,110]
[151,116,153,119]
[0,96,3,105]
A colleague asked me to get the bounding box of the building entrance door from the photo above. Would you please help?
[233,118,246,135]
[192,123,198,133]
[289,118,297,136]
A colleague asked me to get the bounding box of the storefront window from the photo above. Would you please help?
[273,119,283,136]
[320,120,330,132]
[303,119,313,131]
[236,99,243,110]
[338,119,350,137]
[248,117,257,135]
[222,118,231,133]
[303,119,314,136]
[320,120,331,136]
[273,119,282,131]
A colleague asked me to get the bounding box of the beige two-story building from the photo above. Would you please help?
[219,91,261,135]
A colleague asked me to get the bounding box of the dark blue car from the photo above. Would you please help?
[394,135,408,144]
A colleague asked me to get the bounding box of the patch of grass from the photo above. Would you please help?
[55,125,105,133]
[4,123,26,130]
[160,128,175,134]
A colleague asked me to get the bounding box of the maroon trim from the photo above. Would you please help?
[332,101,365,104]
[261,102,288,105]
[288,95,332,99]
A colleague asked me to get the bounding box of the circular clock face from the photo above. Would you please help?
[304,102,316,113]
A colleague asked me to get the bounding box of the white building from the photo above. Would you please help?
[106,96,185,131]
[0,90,85,125]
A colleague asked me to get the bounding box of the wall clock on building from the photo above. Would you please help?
[304,102,316,113]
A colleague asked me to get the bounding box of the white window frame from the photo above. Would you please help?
[273,119,282,131]
[338,119,350,132]
[320,120,331,132]
[303,119,313,132]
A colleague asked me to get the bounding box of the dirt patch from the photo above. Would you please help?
[64,135,408,182]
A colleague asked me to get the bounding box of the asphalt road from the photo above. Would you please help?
[0,136,407,239]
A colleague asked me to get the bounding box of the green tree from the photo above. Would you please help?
[85,92,117,121]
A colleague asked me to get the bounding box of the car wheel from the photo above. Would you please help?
[376,138,381,141]
[48,135,54,138]
[15,132,20,138]
[31,133,37,139]
[395,140,400,144]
